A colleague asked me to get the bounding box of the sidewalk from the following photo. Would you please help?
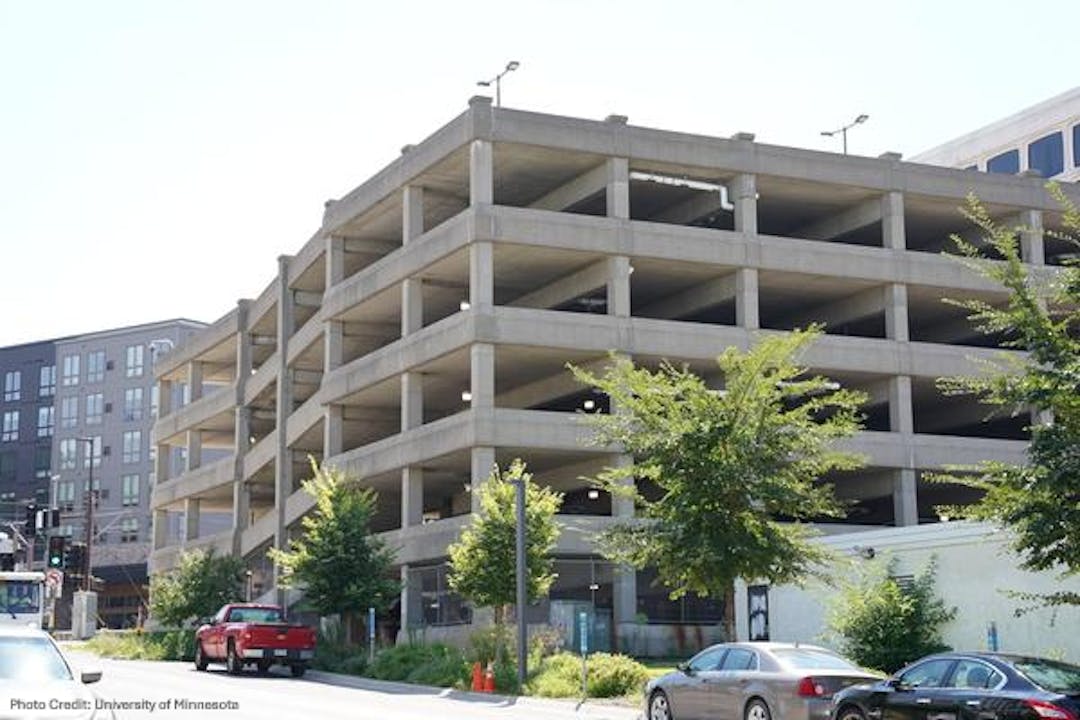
[305,668,642,719]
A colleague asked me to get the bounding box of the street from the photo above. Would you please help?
[49,650,639,720]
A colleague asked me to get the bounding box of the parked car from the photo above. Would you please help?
[645,641,881,720]
[831,652,1080,720]
[194,603,316,677]
[0,624,114,720]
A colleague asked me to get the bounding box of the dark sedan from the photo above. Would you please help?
[831,652,1080,720]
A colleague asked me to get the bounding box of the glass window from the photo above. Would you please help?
[636,568,724,623]
[773,648,861,670]
[721,648,758,670]
[688,647,726,672]
[34,445,51,479]
[125,345,144,378]
[82,436,102,469]
[950,659,1003,689]
[3,371,20,401]
[121,474,140,506]
[60,397,78,429]
[85,393,104,426]
[899,659,955,688]
[36,406,53,438]
[122,430,141,464]
[57,481,75,510]
[0,453,14,482]
[123,388,143,422]
[1074,125,1080,168]
[0,636,72,682]
[150,385,160,419]
[59,439,77,470]
[1013,658,1080,694]
[38,365,55,397]
[61,355,80,387]
[1,411,18,442]
[86,351,106,383]
[987,149,1020,175]
[1028,132,1064,178]
[119,517,138,543]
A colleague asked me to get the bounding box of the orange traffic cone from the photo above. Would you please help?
[483,662,495,693]
[471,661,483,692]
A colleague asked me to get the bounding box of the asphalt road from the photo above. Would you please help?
[53,650,640,720]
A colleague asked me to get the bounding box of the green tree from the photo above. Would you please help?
[268,460,399,638]
[448,459,563,627]
[938,186,1080,608]
[826,556,956,673]
[150,549,245,627]
[571,329,866,636]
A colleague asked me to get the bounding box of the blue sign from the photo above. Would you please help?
[368,607,376,640]
[578,611,588,655]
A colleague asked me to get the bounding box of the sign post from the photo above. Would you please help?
[579,610,588,698]
[368,607,376,661]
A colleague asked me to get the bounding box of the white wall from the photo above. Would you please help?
[735,522,1080,662]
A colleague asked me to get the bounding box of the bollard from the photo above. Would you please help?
[483,662,495,693]
[471,661,483,692]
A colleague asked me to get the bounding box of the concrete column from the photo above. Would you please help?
[323,404,343,458]
[155,444,170,483]
[404,185,425,242]
[274,256,295,602]
[888,375,914,435]
[324,319,344,371]
[1032,408,1054,427]
[232,404,252,554]
[606,157,630,219]
[187,361,204,402]
[152,510,167,550]
[1018,209,1045,265]
[158,379,173,417]
[326,235,345,288]
[607,256,631,318]
[893,468,918,527]
[470,446,496,514]
[401,279,424,336]
[885,283,909,342]
[183,499,200,542]
[610,455,637,630]
[735,268,759,329]
[399,565,424,639]
[401,467,424,528]
[185,430,202,472]
[401,372,423,432]
[882,191,906,250]
[469,242,494,310]
[470,140,494,206]
[730,174,757,235]
[470,343,495,410]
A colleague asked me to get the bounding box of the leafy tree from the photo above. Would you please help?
[150,549,245,627]
[571,329,866,636]
[448,459,563,627]
[938,186,1080,608]
[826,556,956,673]
[268,459,399,638]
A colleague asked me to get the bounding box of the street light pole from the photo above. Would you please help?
[512,475,527,690]
[477,61,521,108]
[821,113,869,155]
[76,438,95,591]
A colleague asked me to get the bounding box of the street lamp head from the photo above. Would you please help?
[506,60,520,71]
[476,80,491,88]
[855,114,869,124]
[820,130,835,137]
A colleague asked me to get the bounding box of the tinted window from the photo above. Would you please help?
[900,659,954,688]
[773,648,860,670]
[721,649,757,670]
[987,149,1020,175]
[0,637,72,680]
[1028,132,1064,178]
[689,648,726,671]
[950,659,1003,689]
[227,607,284,623]
[1073,125,1080,167]
[1013,658,1080,694]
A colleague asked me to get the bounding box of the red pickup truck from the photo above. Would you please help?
[194,603,316,677]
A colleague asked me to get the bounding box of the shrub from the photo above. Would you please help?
[527,651,649,699]
[339,654,369,676]
[82,630,196,661]
[369,643,469,688]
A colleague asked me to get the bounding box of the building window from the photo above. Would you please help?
[1,411,18,442]
[123,388,143,422]
[37,406,54,438]
[85,393,104,426]
[150,385,159,419]
[121,474,140,507]
[61,355,80,387]
[34,445,51,479]
[57,481,75,511]
[0,491,14,522]
[1028,132,1064,178]
[987,149,1020,175]
[119,517,139,543]
[125,345,144,378]
[636,568,724,624]
[1074,125,1080,167]
[60,396,78,429]
[83,436,102,469]
[59,438,77,470]
[122,430,141,464]
[38,365,56,397]
[0,453,14,483]
[3,371,20,402]
[86,351,106,383]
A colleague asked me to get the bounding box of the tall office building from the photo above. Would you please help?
[150,98,1078,654]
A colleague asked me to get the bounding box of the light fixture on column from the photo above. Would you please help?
[587,489,600,500]
[476,60,521,107]
[821,114,869,155]
[461,390,473,403]
[583,399,596,411]
[459,300,471,311]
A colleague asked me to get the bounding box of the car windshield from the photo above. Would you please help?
[1,581,41,616]
[773,648,860,671]
[228,607,284,623]
[1013,658,1080,694]
[0,637,73,681]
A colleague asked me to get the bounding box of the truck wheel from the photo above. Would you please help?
[194,642,209,672]
[226,641,243,675]
[290,663,307,678]
[257,660,272,675]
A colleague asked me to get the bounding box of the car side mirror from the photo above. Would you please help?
[678,662,693,675]
[887,678,910,692]
[81,669,103,684]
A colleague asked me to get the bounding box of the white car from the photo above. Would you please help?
[0,625,114,720]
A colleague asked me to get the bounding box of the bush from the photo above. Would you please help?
[527,652,649,699]
[827,556,956,673]
[82,630,196,661]
[368,643,469,688]
[339,654,369,676]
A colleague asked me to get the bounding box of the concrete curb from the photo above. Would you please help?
[305,669,641,719]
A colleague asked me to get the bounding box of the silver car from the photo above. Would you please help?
[645,642,881,720]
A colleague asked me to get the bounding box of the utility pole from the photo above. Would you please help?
[77,438,95,591]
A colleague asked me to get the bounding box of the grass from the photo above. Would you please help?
[639,658,681,679]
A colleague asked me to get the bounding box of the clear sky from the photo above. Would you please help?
[1,0,1077,346]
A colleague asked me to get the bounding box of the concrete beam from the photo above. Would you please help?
[529,163,608,212]
[292,290,323,308]
[508,260,609,309]
[343,321,400,339]
[778,285,885,330]
[794,197,883,241]
[639,274,737,319]
[343,238,400,255]
[342,407,399,423]
[651,191,730,225]
[289,369,323,386]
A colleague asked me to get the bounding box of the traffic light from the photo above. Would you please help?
[68,542,86,575]
[23,503,38,534]
[48,536,66,568]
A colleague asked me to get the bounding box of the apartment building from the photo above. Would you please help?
[150,97,1078,654]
